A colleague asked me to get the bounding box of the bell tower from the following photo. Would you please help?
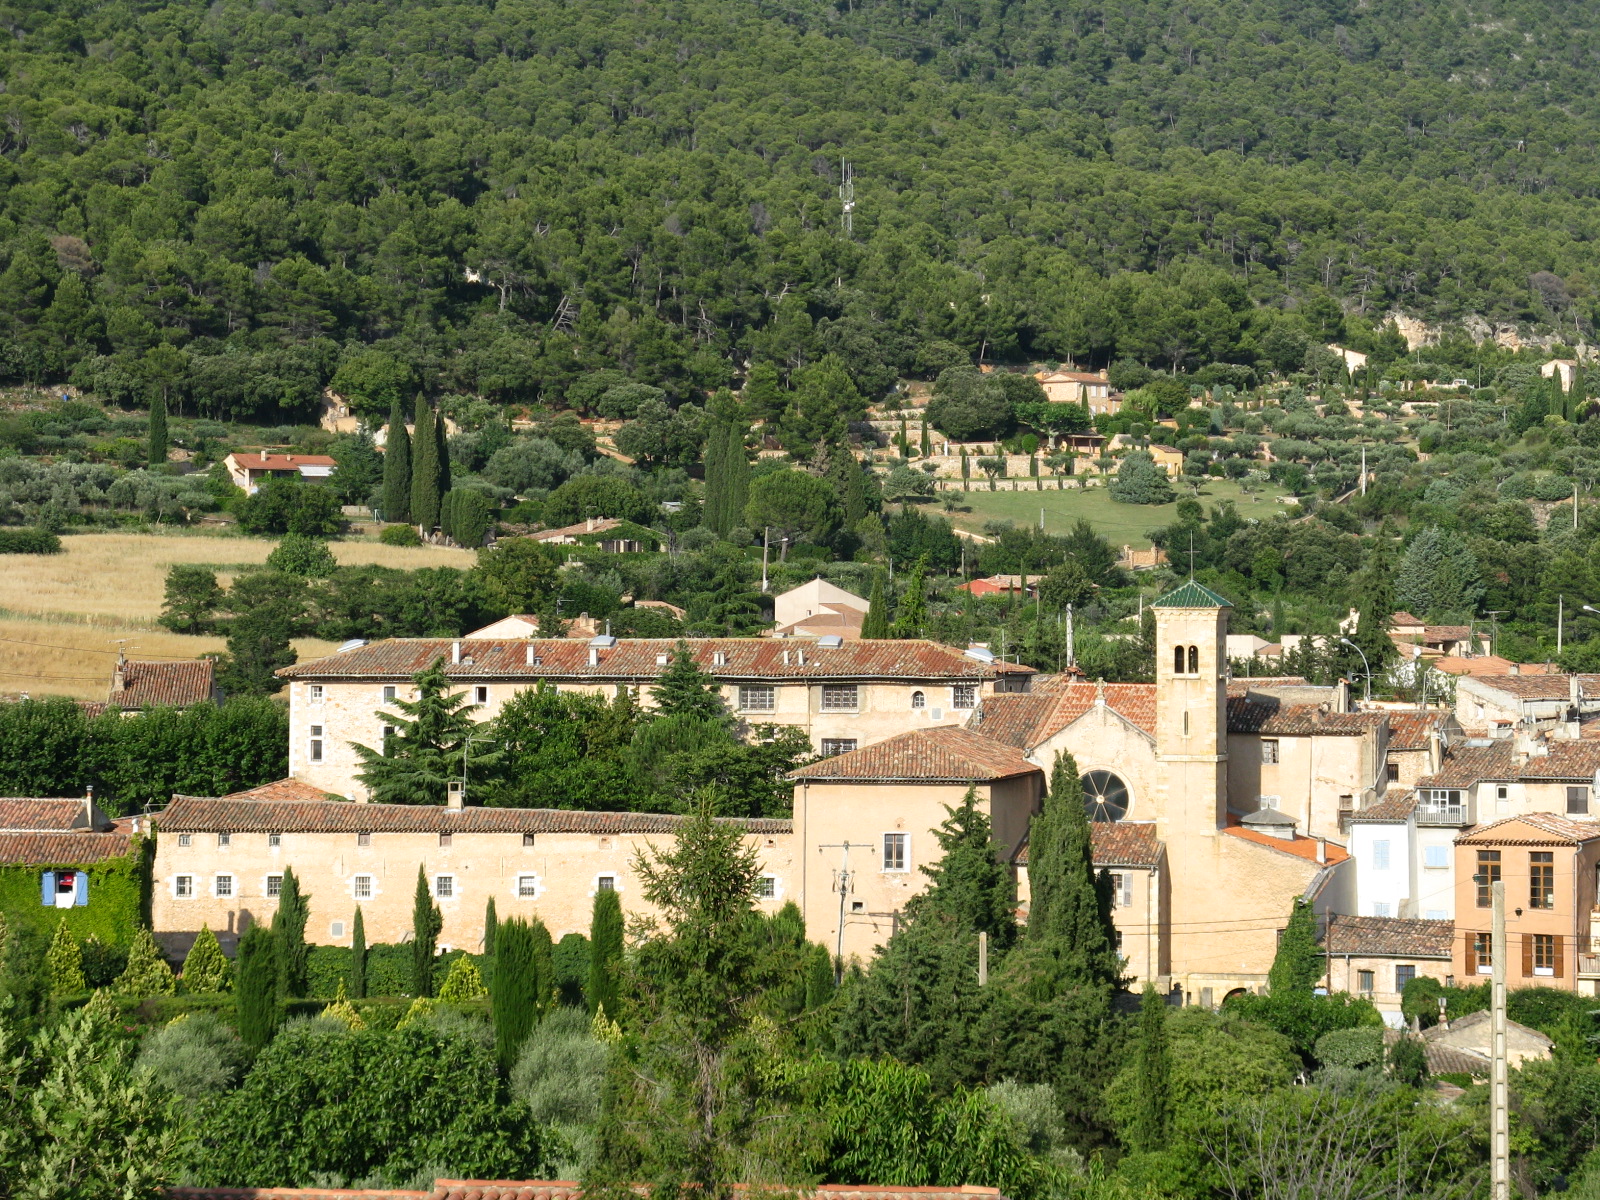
[1152,580,1232,835]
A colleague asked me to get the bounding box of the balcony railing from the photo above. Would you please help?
[1416,804,1468,826]
[1580,954,1600,978]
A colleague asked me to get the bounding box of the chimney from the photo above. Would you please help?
[451,640,461,665]
[447,781,464,810]
[83,786,94,831]
[525,644,535,665]
[111,649,127,694]
[260,449,267,462]
[1572,674,1582,706]
[1509,662,1521,676]
[587,516,595,532]
[1426,728,1443,775]
[1316,838,1327,864]
[588,646,600,667]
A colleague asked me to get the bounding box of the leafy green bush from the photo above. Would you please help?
[1313,1026,1383,1070]
[0,528,62,554]
[265,533,339,578]
[136,1010,248,1104]
[509,1006,608,1127]
[379,523,422,546]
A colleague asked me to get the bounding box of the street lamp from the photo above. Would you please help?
[1339,637,1372,703]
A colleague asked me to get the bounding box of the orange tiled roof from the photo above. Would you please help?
[173,1183,1009,1200]
[1386,712,1438,751]
[112,659,217,709]
[789,726,1039,783]
[159,795,790,837]
[1226,677,1310,696]
[1023,680,1157,743]
[280,638,1032,682]
[0,831,133,864]
[1324,914,1453,958]
[531,518,626,541]
[1521,741,1600,779]
[1351,789,1418,822]
[1416,741,1517,789]
[1221,823,1349,864]
[1225,697,1384,737]
[1467,673,1600,700]
[0,798,102,832]
[231,453,337,471]
[221,779,343,803]
[1457,812,1600,845]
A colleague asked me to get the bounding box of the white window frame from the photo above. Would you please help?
[1372,840,1390,871]
[951,684,977,710]
[213,874,235,899]
[1262,739,1280,765]
[1423,845,1449,869]
[756,874,782,901]
[268,832,281,848]
[1109,872,1133,908]
[1372,901,1391,917]
[330,920,346,938]
[820,738,858,757]
[309,684,324,702]
[739,684,776,713]
[173,874,194,899]
[308,725,324,763]
[177,833,192,847]
[820,684,859,712]
[591,873,622,897]
[911,690,926,709]
[382,685,397,703]
[217,832,231,848]
[433,874,456,900]
[882,832,909,873]
[352,874,375,901]
[265,873,283,898]
[474,686,489,704]
[514,873,543,900]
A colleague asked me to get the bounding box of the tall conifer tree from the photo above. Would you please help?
[348,905,367,999]
[412,864,442,997]
[235,925,281,1050]
[588,887,623,1018]
[484,897,498,956]
[382,397,411,523]
[435,397,452,497]
[1268,897,1324,994]
[1125,984,1171,1153]
[1025,751,1119,989]
[492,916,553,1072]
[861,573,891,639]
[410,395,440,532]
[147,393,168,467]
[271,866,308,1000]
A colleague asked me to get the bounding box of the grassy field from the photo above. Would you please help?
[945,479,1293,547]
[0,531,475,701]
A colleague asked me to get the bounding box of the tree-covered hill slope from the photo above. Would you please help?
[0,0,1596,411]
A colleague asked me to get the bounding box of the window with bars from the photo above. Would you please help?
[178,833,191,847]
[435,875,455,899]
[518,875,539,897]
[268,833,281,848]
[357,831,371,847]
[354,875,372,899]
[1395,964,1417,992]
[597,875,616,892]
[739,685,776,712]
[1530,852,1555,909]
[1262,739,1280,764]
[821,684,858,711]
[267,874,282,898]
[820,738,857,757]
[1476,850,1501,908]
[218,833,231,848]
[951,684,976,710]
[175,875,193,898]
[214,875,234,898]
[756,875,777,899]
[1386,761,1400,782]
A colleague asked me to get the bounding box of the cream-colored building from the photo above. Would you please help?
[279,636,1033,799]
[1323,914,1453,1024]
[151,780,795,958]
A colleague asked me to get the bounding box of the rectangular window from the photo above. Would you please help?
[266,874,282,897]
[357,831,371,847]
[1473,932,1493,974]
[1423,845,1449,869]
[756,875,777,899]
[951,684,977,710]
[1357,969,1374,994]
[739,684,776,712]
[1262,739,1280,765]
[1496,785,1510,802]
[1109,872,1133,908]
[1568,786,1590,815]
[474,686,489,704]
[1395,964,1417,992]
[215,875,234,898]
[517,875,538,897]
[1373,901,1391,917]
[382,685,397,702]
[354,875,372,900]
[1530,933,1558,977]
[597,875,616,892]
[310,684,324,702]
[821,684,859,711]
[1372,840,1390,871]
[175,875,193,898]
[439,831,453,848]
[435,875,454,899]
[178,833,192,847]
[522,833,535,847]
[883,833,908,872]
[331,921,345,938]
[1386,761,1400,782]
[268,833,281,848]
[309,724,324,763]
[1530,852,1555,909]
[820,738,858,757]
[217,832,231,848]
[1476,850,1501,908]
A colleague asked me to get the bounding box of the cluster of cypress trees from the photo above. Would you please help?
[235,866,311,1049]
[380,394,452,532]
[701,394,751,538]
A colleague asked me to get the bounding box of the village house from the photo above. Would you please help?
[277,636,1035,798]
[1322,914,1453,1023]
[103,650,221,713]
[1388,612,1487,660]
[0,797,148,937]
[223,450,337,495]
[1455,672,1600,735]
[955,575,1040,599]
[527,517,654,554]
[1035,367,1114,410]
[769,578,868,639]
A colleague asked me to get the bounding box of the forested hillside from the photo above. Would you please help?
[1,0,1598,416]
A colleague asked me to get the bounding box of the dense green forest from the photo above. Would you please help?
[2,0,1599,417]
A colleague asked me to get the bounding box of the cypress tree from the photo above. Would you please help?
[803,942,834,1010]
[861,572,891,639]
[271,866,308,1000]
[1026,751,1118,989]
[888,557,928,638]
[724,419,750,532]
[492,916,552,1072]
[908,786,1017,948]
[435,398,452,498]
[704,393,751,539]
[484,897,498,956]
[920,417,931,457]
[1126,984,1171,1153]
[411,864,442,996]
[410,395,440,533]
[1269,897,1325,994]
[349,905,367,999]
[235,925,281,1050]
[704,406,728,536]
[382,396,412,523]
[147,392,168,467]
[180,924,230,994]
[588,887,623,1018]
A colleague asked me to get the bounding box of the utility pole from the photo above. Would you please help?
[1066,603,1076,669]
[1491,878,1509,1200]
[1559,594,1565,655]
[760,527,770,593]
[819,841,860,983]
[978,931,989,985]
[1360,443,1367,495]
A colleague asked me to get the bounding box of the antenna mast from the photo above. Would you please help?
[839,160,855,237]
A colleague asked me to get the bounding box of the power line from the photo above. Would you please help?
[0,634,122,656]
[0,667,108,683]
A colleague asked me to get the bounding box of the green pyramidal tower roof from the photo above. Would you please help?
[1152,580,1233,609]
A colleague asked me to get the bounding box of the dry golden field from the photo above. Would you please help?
[0,531,474,701]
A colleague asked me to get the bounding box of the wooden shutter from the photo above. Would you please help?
[73,873,88,907]
[1555,934,1565,978]
[1522,934,1534,977]
[1466,934,1477,975]
[39,871,54,906]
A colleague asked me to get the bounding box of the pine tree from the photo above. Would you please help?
[349,906,367,999]
[271,866,308,1000]
[588,887,624,1019]
[147,392,168,467]
[382,397,411,524]
[412,864,442,997]
[46,921,85,996]
[484,897,498,956]
[492,916,551,1071]
[1395,526,1484,619]
[652,641,727,721]
[907,786,1017,948]
[410,394,440,532]
[1125,984,1171,1153]
[1268,897,1325,994]
[235,924,281,1050]
[116,926,176,998]
[1025,752,1119,989]
[438,955,488,1002]
[861,572,891,639]
[180,925,230,994]
[351,658,501,804]
[888,557,929,638]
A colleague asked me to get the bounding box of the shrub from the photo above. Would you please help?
[116,927,176,998]
[0,528,63,554]
[379,522,423,547]
[1313,1026,1383,1070]
[509,1006,608,1127]
[265,533,338,578]
[136,1010,248,1104]
[80,935,127,988]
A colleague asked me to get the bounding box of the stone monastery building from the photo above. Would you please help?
[153,582,1428,1006]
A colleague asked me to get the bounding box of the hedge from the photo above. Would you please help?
[0,836,151,947]
[306,944,489,999]
[0,527,63,554]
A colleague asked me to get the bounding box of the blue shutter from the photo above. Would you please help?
[40,871,55,905]
[73,873,89,907]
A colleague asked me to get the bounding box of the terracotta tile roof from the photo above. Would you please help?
[230,452,337,471]
[531,518,625,540]
[1456,812,1600,845]
[173,1184,1009,1200]
[0,798,100,832]
[966,693,1058,748]
[1432,656,1523,677]
[77,700,109,717]
[221,779,344,803]
[1226,677,1309,696]
[1351,789,1419,822]
[0,831,133,864]
[1221,823,1349,864]
[1386,712,1437,751]
[1024,680,1157,744]
[1519,741,1600,779]
[1225,697,1384,737]
[1390,612,1424,627]
[1466,674,1600,700]
[158,795,791,837]
[789,726,1039,783]
[1324,914,1453,958]
[279,638,1032,682]
[112,659,218,709]
[773,611,866,637]
[1089,821,1162,868]
[1416,741,1517,789]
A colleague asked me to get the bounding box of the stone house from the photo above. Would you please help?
[223,451,336,494]
[1323,914,1453,1024]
